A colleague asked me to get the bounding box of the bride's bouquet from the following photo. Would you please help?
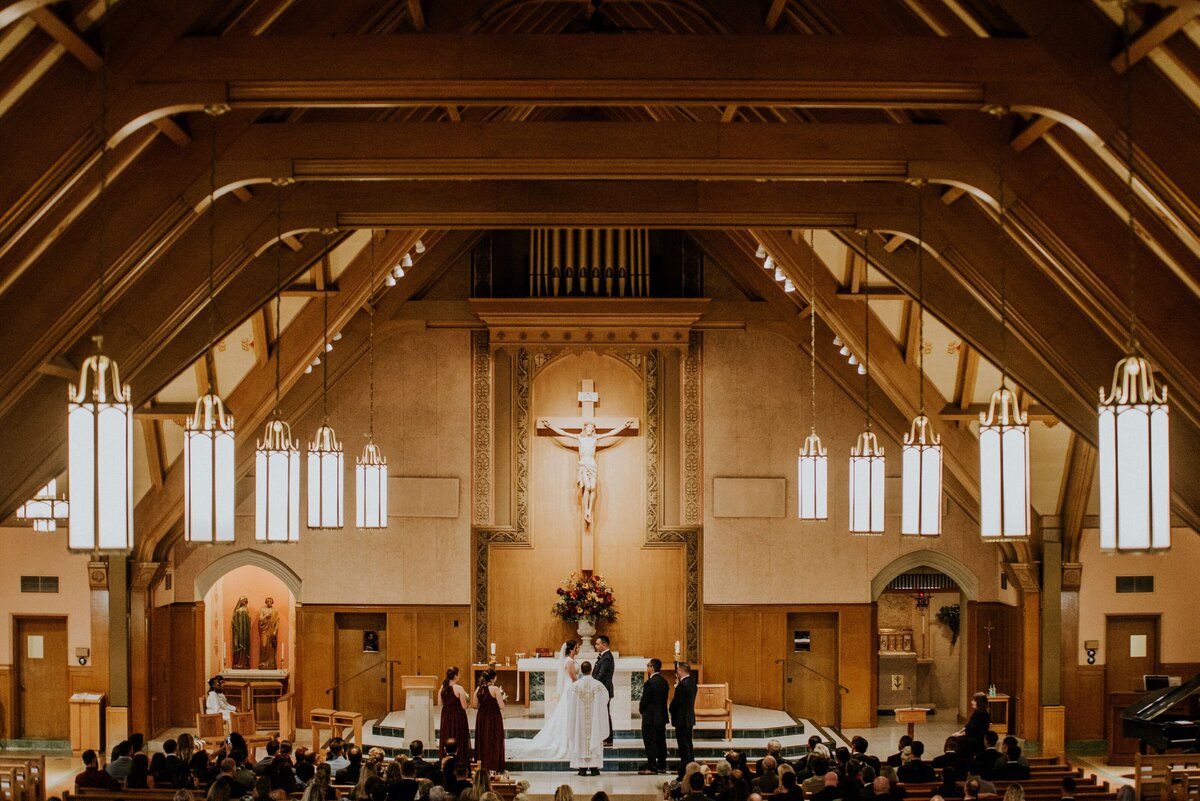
[552,573,618,622]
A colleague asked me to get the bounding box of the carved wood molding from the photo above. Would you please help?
[88,560,108,591]
[471,330,492,526]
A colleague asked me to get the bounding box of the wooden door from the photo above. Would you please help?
[15,617,69,738]
[335,613,388,719]
[785,612,839,725]
[1106,615,1159,694]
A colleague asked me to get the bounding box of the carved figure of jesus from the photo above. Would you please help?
[538,418,636,526]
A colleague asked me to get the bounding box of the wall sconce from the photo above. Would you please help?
[76,647,90,666]
[1084,639,1099,665]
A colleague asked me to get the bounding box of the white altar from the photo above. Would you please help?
[518,653,646,730]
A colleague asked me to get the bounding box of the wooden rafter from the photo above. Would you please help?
[27,6,101,71]
[1057,432,1098,561]
[952,343,980,410]
[1110,3,1199,74]
[765,0,788,31]
[251,307,269,367]
[140,419,167,489]
[407,0,425,31]
[903,299,921,366]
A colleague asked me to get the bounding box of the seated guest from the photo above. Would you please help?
[207,780,235,801]
[935,768,963,799]
[385,759,419,801]
[684,772,715,801]
[757,741,789,774]
[108,741,134,781]
[853,737,881,774]
[931,739,961,771]
[834,748,852,775]
[810,773,841,801]
[447,763,472,798]
[269,750,298,794]
[295,751,316,786]
[1060,777,1077,801]
[993,747,1031,782]
[230,751,257,793]
[156,738,191,788]
[408,740,440,784]
[250,776,275,801]
[869,777,894,801]
[840,760,865,800]
[130,733,146,756]
[780,770,806,801]
[969,733,1002,781]
[127,753,151,789]
[440,739,461,785]
[802,759,830,796]
[206,676,237,721]
[886,737,913,769]
[76,749,122,790]
[897,741,936,784]
[351,762,384,801]
[416,779,433,801]
[336,747,364,786]
[752,756,780,794]
[859,767,878,801]
[301,764,337,801]
[256,740,283,775]
[880,767,906,801]
[995,737,1028,771]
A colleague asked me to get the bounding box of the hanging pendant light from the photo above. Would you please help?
[979,165,1030,540]
[308,236,345,530]
[255,183,301,543]
[185,107,236,544]
[68,18,132,553]
[18,480,70,532]
[798,230,827,521]
[1098,6,1171,552]
[69,338,134,551]
[849,231,884,535]
[357,231,388,529]
[901,189,942,536]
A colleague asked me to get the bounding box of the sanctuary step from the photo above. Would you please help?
[363,705,820,772]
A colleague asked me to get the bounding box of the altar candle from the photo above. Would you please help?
[490,642,497,656]
[674,640,681,655]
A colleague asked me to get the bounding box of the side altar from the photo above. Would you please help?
[518,653,646,729]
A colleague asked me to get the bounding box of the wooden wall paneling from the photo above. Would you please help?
[1064,666,1105,741]
[297,607,335,729]
[839,604,877,728]
[701,609,734,696]
[170,604,203,729]
[387,610,416,710]
[149,604,171,734]
[1019,591,1041,740]
[967,602,1020,727]
[0,665,11,739]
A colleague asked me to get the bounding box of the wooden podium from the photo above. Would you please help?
[894,707,929,739]
[402,676,439,746]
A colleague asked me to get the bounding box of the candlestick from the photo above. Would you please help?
[674,640,681,655]
[490,642,497,656]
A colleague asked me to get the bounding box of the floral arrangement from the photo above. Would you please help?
[936,603,961,645]
[552,573,618,622]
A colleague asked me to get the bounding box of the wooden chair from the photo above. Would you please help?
[230,711,274,751]
[196,712,226,742]
[693,683,733,739]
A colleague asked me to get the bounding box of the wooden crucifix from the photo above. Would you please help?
[536,379,639,572]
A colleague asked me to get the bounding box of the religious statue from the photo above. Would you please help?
[231,596,251,669]
[539,418,637,526]
[258,597,279,670]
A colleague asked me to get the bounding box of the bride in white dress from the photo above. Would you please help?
[506,639,580,759]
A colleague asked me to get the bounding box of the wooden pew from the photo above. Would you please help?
[1135,754,1200,801]
[0,758,44,801]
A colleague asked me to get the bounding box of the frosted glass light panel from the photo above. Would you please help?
[68,352,134,551]
[901,414,942,536]
[255,419,300,542]
[17,479,69,532]
[356,440,388,529]
[848,430,885,534]
[308,424,344,529]
[797,431,828,520]
[184,394,236,543]
[1098,356,1170,551]
[979,387,1030,539]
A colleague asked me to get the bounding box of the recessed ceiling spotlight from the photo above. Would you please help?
[755,244,767,259]
[401,253,414,268]
[414,239,426,253]
[784,278,796,293]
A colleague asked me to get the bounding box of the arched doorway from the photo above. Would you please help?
[196,550,301,726]
[872,552,978,725]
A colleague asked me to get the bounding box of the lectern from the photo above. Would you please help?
[894,707,929,739]
[402,676,439,745]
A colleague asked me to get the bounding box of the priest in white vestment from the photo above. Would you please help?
[565,661,611,775]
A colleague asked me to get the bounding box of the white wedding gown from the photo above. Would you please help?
[506,646,577,759]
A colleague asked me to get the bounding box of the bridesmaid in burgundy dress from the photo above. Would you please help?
[473,669,506,773]
[438,667,472,761]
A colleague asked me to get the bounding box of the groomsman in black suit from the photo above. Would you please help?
[669,661,697,777]
[638,659,669,774]
[593,635,616,746]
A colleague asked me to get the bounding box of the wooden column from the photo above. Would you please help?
[1008,563,1042,741]
[128,562,162,736]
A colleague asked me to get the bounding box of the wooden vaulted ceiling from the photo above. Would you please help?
[1,0,1199,565]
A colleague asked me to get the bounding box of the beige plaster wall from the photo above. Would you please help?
[0,526,93,664]
[702,329,1005,605]
[1075,525,1200,665]
[172,327,473,605]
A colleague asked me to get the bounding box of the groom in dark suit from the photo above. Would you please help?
[639,658,669,774]
[593,636,615,746]
[669,661,697,777]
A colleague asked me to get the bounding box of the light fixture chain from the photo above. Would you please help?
[808,229,817,435]
[206,106,217,393]
[95,0,112,344]
[997,144,1009,389]
[863,229,871,430]
[917,188,925,417]
[274,183,283,416]
[368,231,376,440]
[1121,1,1138,352]
[322,231,330,421]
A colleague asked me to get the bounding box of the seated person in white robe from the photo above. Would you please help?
[565,661,610,776]
[205,676,237,722]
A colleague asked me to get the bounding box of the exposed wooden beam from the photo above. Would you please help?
[193,356,208,397]
[940,186,966,205]
[883,234,907,253]
[231,186,254,202]
[152,116,192,147]
[903,299,921,366]
[952,343,980,412]
[406,0,425,31]
[251,308,269,367]
[937,402,1056,421]
[1111,3,1199,74]
[765,0,788,31]
[0,1,57,30]
[1058,432,1097,562]
[720,105,738,122]
[281,284,339,298]
[28,7,101,71]
[280,233,303,252]
[315,254,328,291]
[836,287,907,300]
[445,105,461,122]
[36,358,77,381]
[140,420,167,489]
[1010,114,1057,152]
[136,402,194,421]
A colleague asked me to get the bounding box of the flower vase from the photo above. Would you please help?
[576,617,598,658]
